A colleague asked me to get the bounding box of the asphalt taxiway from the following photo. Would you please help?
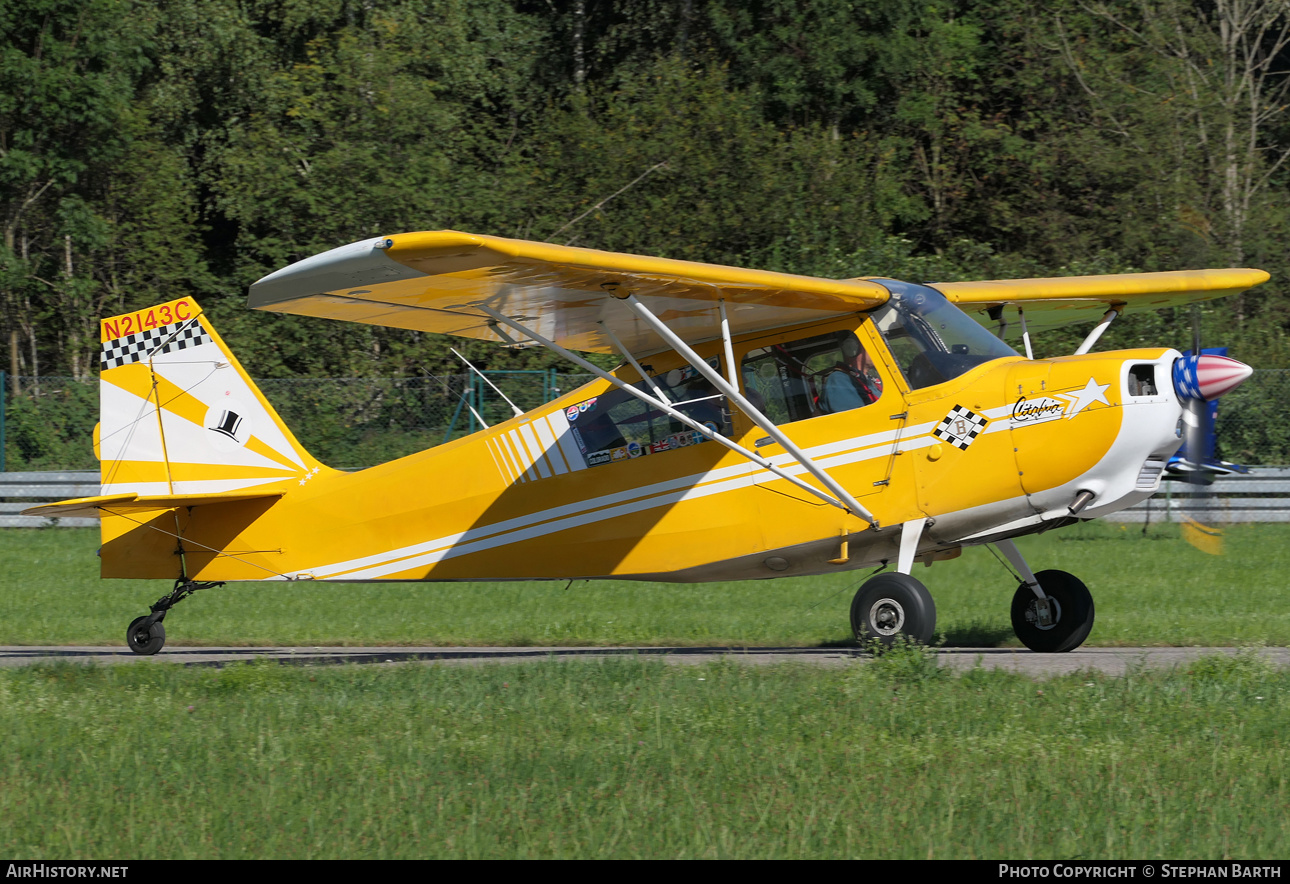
[1,645,1287,676]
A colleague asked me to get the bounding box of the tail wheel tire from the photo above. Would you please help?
[126,616,166,656]
[850,573,937,647]
[1010,569,1094,653]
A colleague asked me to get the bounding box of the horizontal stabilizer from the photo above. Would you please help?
[22,490,285,520]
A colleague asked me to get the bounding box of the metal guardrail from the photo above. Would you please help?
[0,471,99,527]
[1102,468,1290,523]
[4,468,1290,529]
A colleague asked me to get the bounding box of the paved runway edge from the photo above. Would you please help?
[1,645,1288,676]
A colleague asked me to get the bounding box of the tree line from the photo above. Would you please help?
[5,0,1290,389]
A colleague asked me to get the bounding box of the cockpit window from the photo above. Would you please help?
[566,358,730,466]
[869,280,1018,390]
[741,329,883,426]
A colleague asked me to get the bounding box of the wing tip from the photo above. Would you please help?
[248,236,423,307]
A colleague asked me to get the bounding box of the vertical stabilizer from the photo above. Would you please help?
[97,297,324,497]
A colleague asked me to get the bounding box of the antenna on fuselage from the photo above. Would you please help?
[451,347,524,418]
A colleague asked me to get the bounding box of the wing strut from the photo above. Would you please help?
[1073,307,1121,355]
[597,321,672,405]
[475,304,872,521]
[616,292,878,528]
[1018,307,1035,360]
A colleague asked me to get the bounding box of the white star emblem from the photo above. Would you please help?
[1062,377,1110,419]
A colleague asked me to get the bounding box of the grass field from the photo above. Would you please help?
[4,523,1289,860]
[2,521,1289,648]
[1,650,1287,858]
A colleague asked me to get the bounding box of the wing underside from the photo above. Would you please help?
[247,231,1270,355]
[247,231,892,357]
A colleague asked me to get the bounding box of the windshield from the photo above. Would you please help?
[868,280,1018,390]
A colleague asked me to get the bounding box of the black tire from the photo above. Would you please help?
[850,573,937,648]
[1010,570,1094,653]
[126,616,166,656]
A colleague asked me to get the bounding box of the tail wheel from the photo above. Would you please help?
[1010,569,1094,653]
[850,573,937,647]
[126,616,166,656]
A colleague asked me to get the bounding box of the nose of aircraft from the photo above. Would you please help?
[1172,353,1254,402]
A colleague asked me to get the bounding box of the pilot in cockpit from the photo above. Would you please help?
[819,333,882,414]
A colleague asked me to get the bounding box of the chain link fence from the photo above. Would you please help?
[2,369,1287,472]
[1210,369,1290,466]
[0,372,595,471]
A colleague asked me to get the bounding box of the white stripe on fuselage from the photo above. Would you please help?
[282,407,1007,580]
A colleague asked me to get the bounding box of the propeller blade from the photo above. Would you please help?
[1180,512,1224,555]
[1181,397,1212,486]
[1170,339,1252,556]
[1179,392,1221,553]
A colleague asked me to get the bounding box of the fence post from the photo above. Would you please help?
[0,369,5,473]
[470,373,480,433]
[442,377,467,445]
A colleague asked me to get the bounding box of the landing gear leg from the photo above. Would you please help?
[995,540,1094,653]
[125,579,224,656]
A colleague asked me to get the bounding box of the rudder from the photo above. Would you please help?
[97,297,325,497]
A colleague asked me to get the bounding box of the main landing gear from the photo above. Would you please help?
[126,578,224,655]
[850,572,937,647]
[850,516,937,648]
[846,523,1095,653]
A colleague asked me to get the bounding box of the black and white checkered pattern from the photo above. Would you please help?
[932,405,987,450]
[100,320,211,371]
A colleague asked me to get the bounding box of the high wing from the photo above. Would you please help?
[248,231,891,356]
[930,269,1270,338]
[248,231,1271,354]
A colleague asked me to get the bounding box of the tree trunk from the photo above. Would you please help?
[572,0,586,93]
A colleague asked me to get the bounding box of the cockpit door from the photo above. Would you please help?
[738,320,904,504]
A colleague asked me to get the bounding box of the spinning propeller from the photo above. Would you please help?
[1170,311,1253,554]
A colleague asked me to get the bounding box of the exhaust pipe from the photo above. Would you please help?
[1068,490,1096,515]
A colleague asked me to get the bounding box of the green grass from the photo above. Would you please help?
[3,521,1290,647]
[1,652,1287,858]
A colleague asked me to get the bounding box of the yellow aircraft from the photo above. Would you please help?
[26,232,1266,655]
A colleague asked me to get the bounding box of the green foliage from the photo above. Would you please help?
[4,0,1290,385]
[850,635,949,688]
[1213,371,1290,464]
[2,378,96,469]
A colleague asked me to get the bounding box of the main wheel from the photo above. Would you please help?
[850,573,937,648]
[1010,570,1094,653]
[126,616,166,656]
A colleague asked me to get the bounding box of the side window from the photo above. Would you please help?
[741,329,882,426]
[565,359,732,466]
